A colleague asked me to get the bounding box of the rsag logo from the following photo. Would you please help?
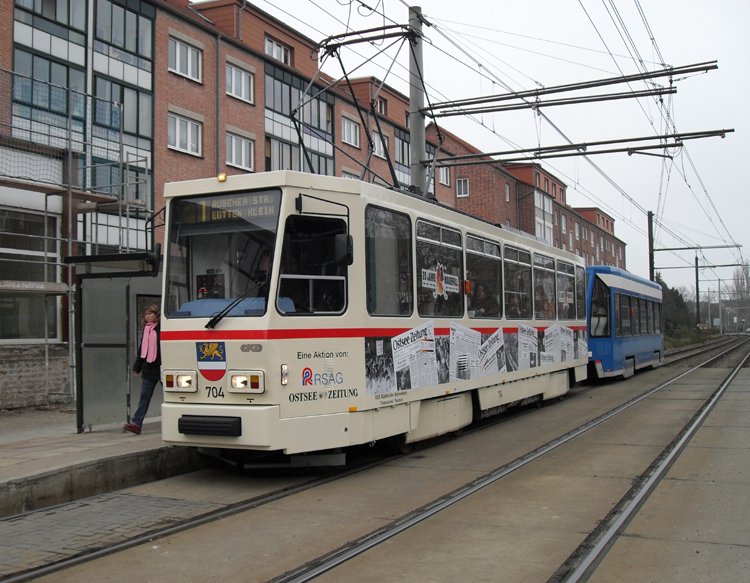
[301,367,344,386]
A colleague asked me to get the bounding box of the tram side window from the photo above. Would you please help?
[365,205,413,316]
[631,297,640,335]
[556,261,575,320]
[614,293,622,336]
[639,298,648,334]
[416,220,463,317]
[619,294,632,336]
[590,276,610,337]
[466,235,502,319]
[575,266,586,320]
[533,254,556,319]
[655,303,662,334]
[504,246,532,319]
[277,215,347,314]
[647,300,654,335]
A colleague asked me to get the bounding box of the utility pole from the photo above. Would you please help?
[695,255,700,329]
[647,210,654,281]
[718,278,723,335]
[408,5,426,195]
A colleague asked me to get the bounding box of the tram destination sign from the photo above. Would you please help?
[177,191,280,226]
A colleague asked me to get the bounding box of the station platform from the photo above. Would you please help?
[0,407,205,517]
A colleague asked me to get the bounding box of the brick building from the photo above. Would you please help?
[507,163,625,268]
[0,0,625,409]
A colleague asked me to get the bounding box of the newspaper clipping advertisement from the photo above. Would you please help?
[542,323,574,363]
[479,328,507,375]
[449,322,481,381]
[391,321,438,390]
[518,324,538,369]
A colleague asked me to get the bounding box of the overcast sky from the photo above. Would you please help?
[246,0,748,297]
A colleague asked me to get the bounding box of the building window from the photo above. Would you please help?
[17,0,87,33]
[265,37,290,65]
[265,136,299,171]
[439,166,450,186]
[505,183,510,202]
[376,97,387,116]
[0,209,59,341]
[168,113,201,156]
[561,214,567,234]
[456,178,469,197]
[13,49,86,131]
[226,132,254,171]
[95,0,152,58]
[395,134,409,166]
[574,222,580,240]
[226,63,253,103]
[342,171,359,179]
[534,172,540,187]
[168,37,201,82]
[534,191,553,245]
[94,76,152,138]
[544,177,549,193]
[372,131,388,159]
[342,117,360,147]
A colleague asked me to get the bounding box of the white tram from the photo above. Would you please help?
[160,171,588,459]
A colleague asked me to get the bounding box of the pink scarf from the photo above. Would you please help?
[140,322,158,363]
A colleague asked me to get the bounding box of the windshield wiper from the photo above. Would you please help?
[205,289,256,329]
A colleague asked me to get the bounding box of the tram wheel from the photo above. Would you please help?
[388,433,415,454]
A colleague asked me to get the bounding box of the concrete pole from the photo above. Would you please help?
[409,6,426,195]
[647,210,655,281]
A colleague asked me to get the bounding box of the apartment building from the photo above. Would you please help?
[426,124,518,226]
[507,163,626,268]
[0,0,626,409]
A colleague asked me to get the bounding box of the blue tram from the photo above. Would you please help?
[586,265,664,378]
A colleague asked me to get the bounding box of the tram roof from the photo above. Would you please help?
[164,171,584,264]
[586,265,662,299]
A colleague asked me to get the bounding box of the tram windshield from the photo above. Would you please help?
[165,190,282,319]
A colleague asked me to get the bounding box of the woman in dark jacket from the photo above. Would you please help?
[124,305,161,435]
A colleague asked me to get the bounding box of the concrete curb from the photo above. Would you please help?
[1,446,209,518]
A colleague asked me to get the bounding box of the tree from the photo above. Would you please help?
[655,272,692,335]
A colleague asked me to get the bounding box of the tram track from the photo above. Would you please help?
[1,337,747,582]
[551,343,750,582]
[268,337,750,582]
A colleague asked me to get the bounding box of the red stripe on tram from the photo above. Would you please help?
[161,323,586,342]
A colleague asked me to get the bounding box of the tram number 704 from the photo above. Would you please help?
[205,386,225,399]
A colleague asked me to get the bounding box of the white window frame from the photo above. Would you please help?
[168,37,201,82]
[226,63,254,104]
[439,166,450,186]
[168,113,202,156]
[505,183,510,202]
[226,132,254,171]
[456,177,469,198]
[376,97,387,115]
[265,37,290,65]
[372,131,388,159]
[342,170,359,179]
[561,214,567,234]
[341,117,360,148]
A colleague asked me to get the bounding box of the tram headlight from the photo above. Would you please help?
[229,370,265,393]
[163,371,197,393]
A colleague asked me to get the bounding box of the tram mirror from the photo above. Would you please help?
[335,233,354,266]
